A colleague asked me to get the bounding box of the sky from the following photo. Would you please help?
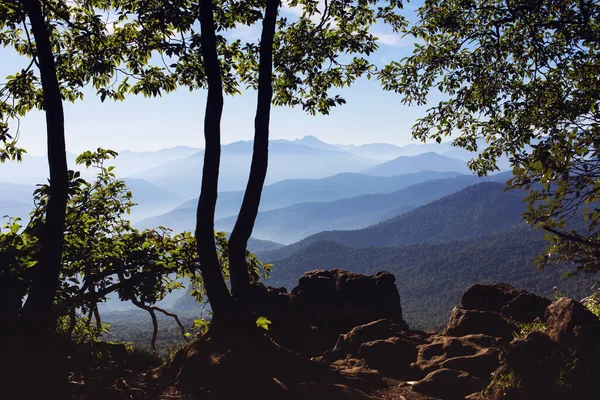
[0,1,439,156]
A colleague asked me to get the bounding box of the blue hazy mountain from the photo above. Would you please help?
[174,170,463,218]
[259,179,519,260]
[136,170,466,232]
[272,135,346,153]
[0,146,201,185]
[122,178,185,223]
[0,178,184,225]
[213,174,509,244]
[132,141,378,198]
[0,183,36,221]
[364,152,471,176]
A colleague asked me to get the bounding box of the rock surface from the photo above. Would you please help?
[545,297,600,351]
[461,283,527,313]
[252,269,409,356]
[411,368,484,399]
[443,307,516,340]
[500,292,552,323]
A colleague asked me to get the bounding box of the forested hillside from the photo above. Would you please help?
[215,175,508,243]
[260,181,525,259]
[265,228,591,329]
[136,169,466,231]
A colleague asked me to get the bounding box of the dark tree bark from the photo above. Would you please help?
[228,0,279,300]
[21,0,69,332]
[195,0,233,316]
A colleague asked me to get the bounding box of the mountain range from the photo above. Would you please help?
[213,174,512,243]
[136,170,467,233]
[258,182,592,329]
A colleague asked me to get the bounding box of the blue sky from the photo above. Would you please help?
[0,1,439,156]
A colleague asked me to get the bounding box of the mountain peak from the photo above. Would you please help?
[299,135,325,143]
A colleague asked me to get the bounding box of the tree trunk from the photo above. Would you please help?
[195,0,233,316]
[21,0,69,333]
[228,0,279,300]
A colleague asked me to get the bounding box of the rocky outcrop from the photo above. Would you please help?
[321,319,427,378]
[443,307,516,340]
[461,283,527,313]
[411,368,484,399]
[252,269,409,357]
[545,297,600,351]
[500,292,552,323]
[414,334,504,375]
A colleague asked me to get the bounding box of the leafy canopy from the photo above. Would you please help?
[381,0,600,274]
[0,149,271,347]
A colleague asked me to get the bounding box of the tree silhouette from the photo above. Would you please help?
[8,0,69,333]
[381,0,600,275]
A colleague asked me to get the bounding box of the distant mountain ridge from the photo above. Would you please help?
[139,170,466,232]
[132,140,378,197]
[214,174,509,244]
[364,152,471,176]
[138,171,468,233]
[259,180,520,260]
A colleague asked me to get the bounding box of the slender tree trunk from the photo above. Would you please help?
[195,0,233,316]
[228,0,280,300]
[21,0,69,333]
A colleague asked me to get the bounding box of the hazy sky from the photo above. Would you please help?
[1,1,440,156]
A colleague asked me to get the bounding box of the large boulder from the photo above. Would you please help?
[252,270,409,357]
[461,283,527,313]
[545,297,600,351]
[414,334,504,374]
[500,292,552,323]
[544,297,600,396]
[328,319,424,359]
[444,307,516,340]
[487,331,562,399]
[357,337,418,377]
[439,347,501,378]
[411,368,484,399]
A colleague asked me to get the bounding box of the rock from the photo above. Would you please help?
[292,270,340,304]
[357,337,418,377]
[414,334,504,374]
[545,297,600,351]
[487,331,562,399]
[411,368,484,399]
[254,270,409,357]
[461,283,527,313]
[329,358,382,382]
[500,292,552,323]
[544,297,600,396]
[444,307,517,340]
[330,319,423,358]
[440,347,500,378]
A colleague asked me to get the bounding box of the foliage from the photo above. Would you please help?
[55,313,110,345]
[487,368,523,398]
[581,292,600,318]
[255,316,271,331]
[0,149,270,346]
[381,0,600,275]
[513,318,547,340]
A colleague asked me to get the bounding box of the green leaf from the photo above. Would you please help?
[256,316,272,331]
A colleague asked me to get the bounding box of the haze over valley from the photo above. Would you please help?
[3,134,580,329]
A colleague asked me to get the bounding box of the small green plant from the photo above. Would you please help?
[581,293,600,318]
[512,318,547,340]
[487,368,523,398]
